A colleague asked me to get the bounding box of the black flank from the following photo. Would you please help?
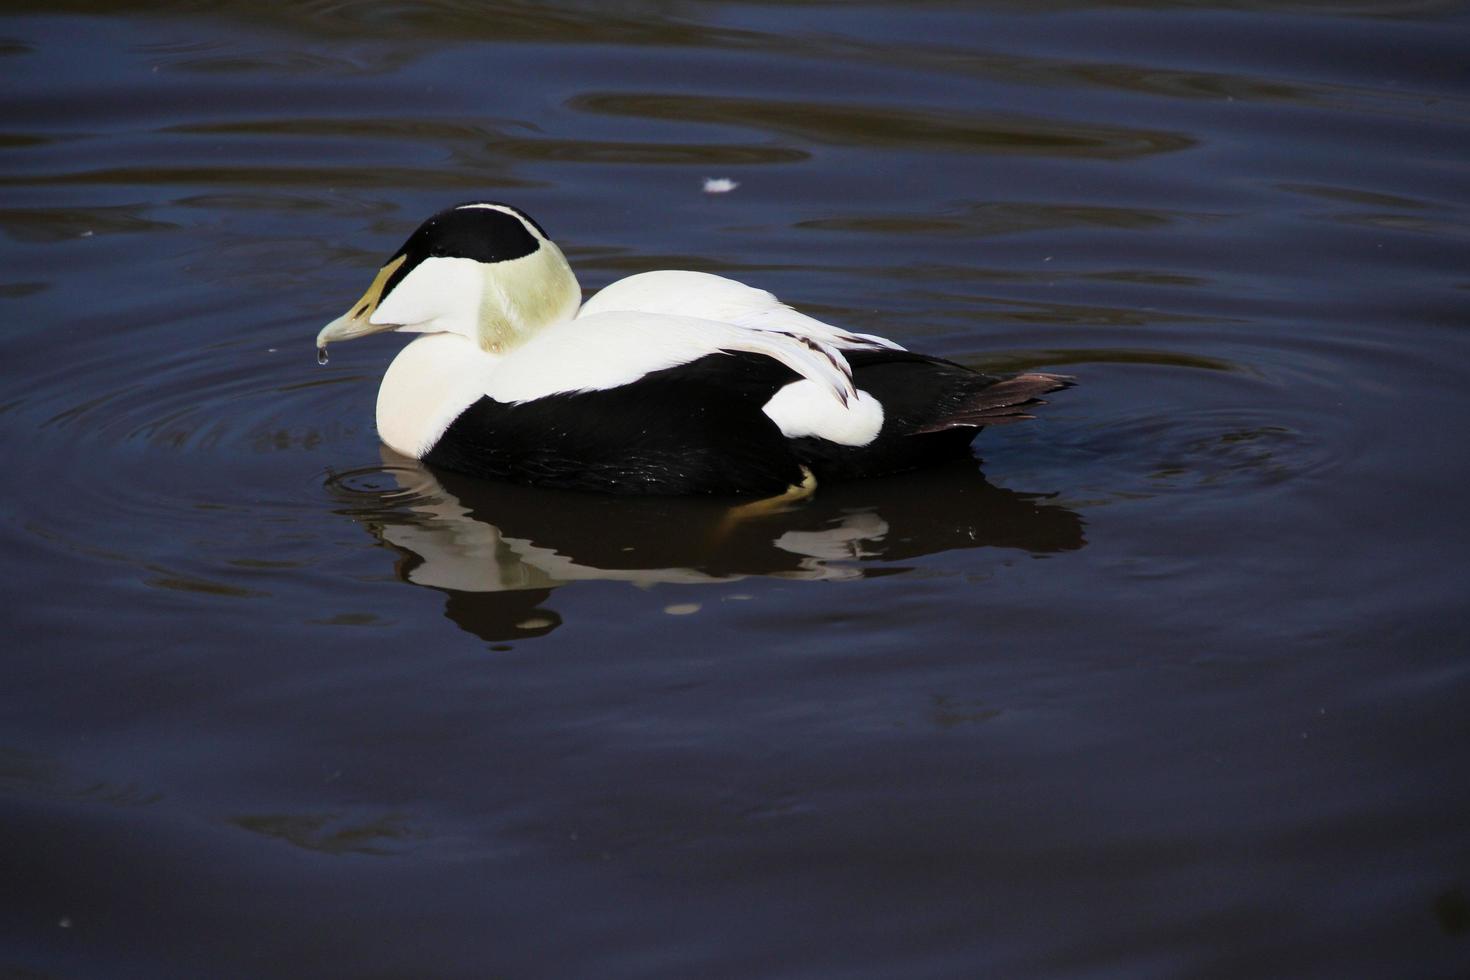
[424,352,808,496]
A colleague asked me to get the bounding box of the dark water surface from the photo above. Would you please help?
[3,2,1469,977]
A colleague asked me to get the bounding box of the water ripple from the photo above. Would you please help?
[569,92,1196,159]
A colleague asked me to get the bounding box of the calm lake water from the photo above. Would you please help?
[3,2,1469,977]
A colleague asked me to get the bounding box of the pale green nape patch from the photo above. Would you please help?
[475,238,581,353]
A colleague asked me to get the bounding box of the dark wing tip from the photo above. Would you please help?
[1013,372,1076,391]
[912,371,1075,434]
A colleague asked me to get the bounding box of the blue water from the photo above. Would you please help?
[2,3,1468,976]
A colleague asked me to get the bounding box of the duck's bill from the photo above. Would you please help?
[314,254,407,350]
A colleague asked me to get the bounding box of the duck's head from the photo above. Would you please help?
[315,202,580,357]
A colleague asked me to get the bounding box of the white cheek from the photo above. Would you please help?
[373,256,483,338]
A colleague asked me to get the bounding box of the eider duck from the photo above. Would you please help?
[316,201,1072,496]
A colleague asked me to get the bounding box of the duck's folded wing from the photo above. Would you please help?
[483,311,858,407]
[578,270,904,352]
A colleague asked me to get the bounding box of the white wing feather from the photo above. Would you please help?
[482,311,857,407]
[579,270,905,352]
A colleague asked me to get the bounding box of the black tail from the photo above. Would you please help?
[788,353,1074,482]
[914,373,1075,432]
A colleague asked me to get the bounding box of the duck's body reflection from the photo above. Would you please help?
[335,447,1085,642]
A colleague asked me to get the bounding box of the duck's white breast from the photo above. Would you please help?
[376,333,502,458]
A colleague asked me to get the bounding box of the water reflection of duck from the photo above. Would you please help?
[316,202,1072,497]
[337,448,1086,643]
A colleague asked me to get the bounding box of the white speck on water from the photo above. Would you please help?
[58,917,72,928]
[79,230,94,238]
[664,603,701,616]
[516,616,555,630]
[703,177,739,194]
